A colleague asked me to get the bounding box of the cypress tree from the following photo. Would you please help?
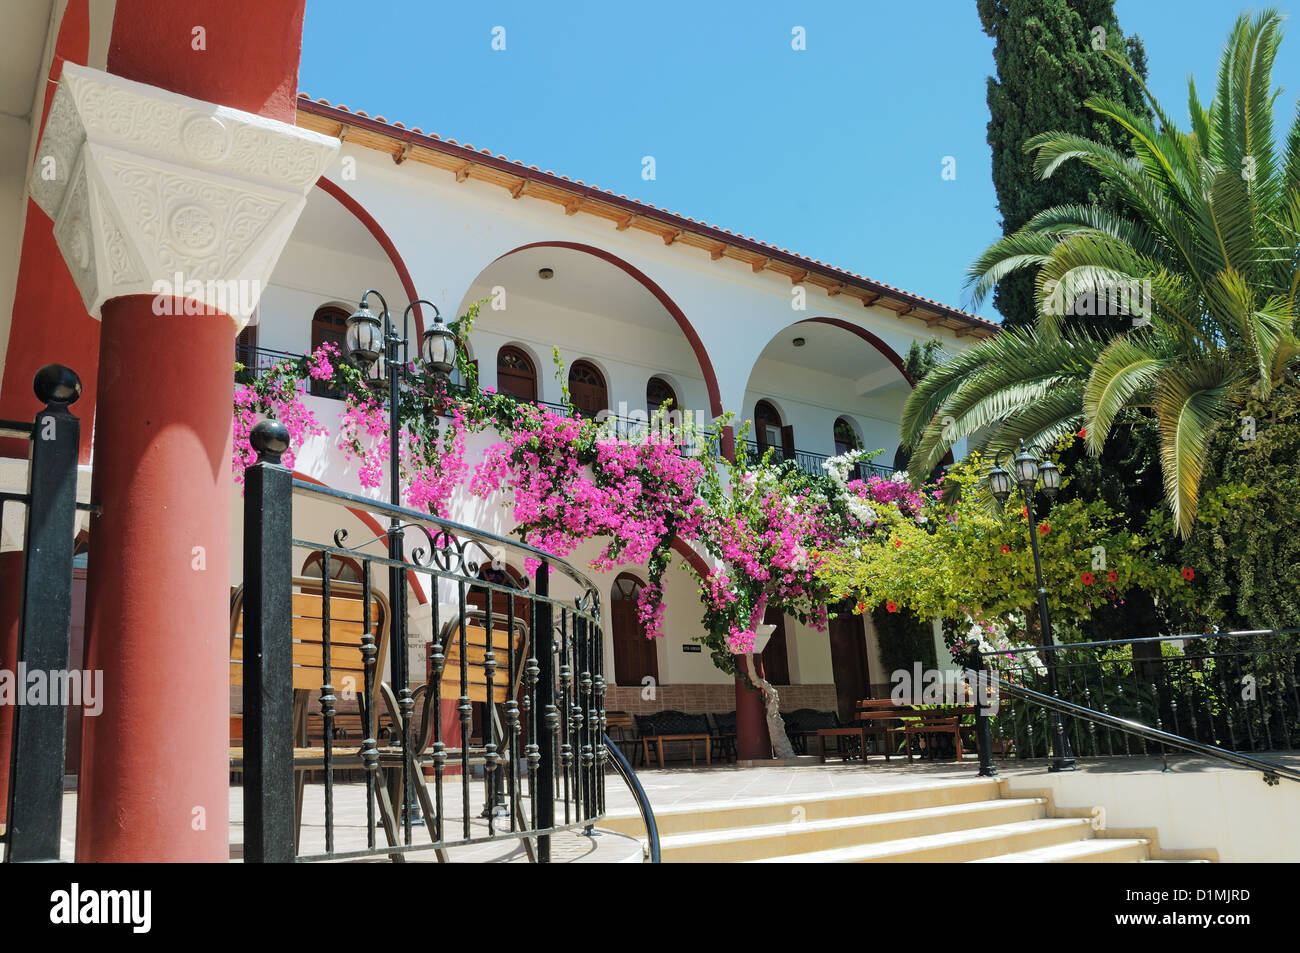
[978,0,1150,330]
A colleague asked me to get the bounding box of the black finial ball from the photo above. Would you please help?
[250,419,291,463]
[33,364,81,405]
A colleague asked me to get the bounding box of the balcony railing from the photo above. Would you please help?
[232,350,894,476]
[740,440,898,480]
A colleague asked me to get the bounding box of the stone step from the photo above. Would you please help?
[969,837,1152,863]
[750,817,1096,862]
[658,796,1048,862]
[601,778,1002,838]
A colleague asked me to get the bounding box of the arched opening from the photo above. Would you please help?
[568,360,608,419]
[646,376,677,417]
[754,400,794,460]
[497,345,538,402]
[310,305,349,398]
[834,417,860,455]
[609,573,659,686]
[458,241,726,426]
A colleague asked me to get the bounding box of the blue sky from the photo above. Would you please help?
[300,1,1300,323]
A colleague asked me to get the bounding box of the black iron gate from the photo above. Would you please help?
[240,418,610,862]
[1,365,84,863]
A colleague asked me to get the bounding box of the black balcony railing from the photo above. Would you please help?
[740,440,898,481]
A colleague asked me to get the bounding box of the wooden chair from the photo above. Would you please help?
[604,711,639,764]
[229,578,407,857]
[376,607,533,861]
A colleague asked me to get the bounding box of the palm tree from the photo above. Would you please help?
[903,9,1300,536]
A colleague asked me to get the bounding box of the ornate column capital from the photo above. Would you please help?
[29,64,339,326]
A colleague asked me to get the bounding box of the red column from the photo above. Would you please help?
[734,660,772,761]
[0,551,23,824]
[75,296,235,861]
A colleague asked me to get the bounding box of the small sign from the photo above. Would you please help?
[682,644,702,653]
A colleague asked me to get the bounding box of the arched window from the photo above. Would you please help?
[497,346,537,402]
[646,376,677,417]
[568,360,608,419]
[310,306,349,398]
[609,573,659,686]
[754,400,794,460]
[834,417,860,456]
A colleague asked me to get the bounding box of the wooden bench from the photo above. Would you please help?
[891,706,977,762]
[229,577,408,855]
[635,711,711,766]
[784,708,840,756]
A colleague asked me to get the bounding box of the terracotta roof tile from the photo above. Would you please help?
[295,94,995,328]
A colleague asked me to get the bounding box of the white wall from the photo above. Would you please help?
[1005,765,1300,862]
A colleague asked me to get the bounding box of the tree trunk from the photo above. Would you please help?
[745,652,795,759]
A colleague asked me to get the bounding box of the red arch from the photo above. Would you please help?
[795,317,913,386]
[493,241,725,421]
[291,471,428,605]
[315,176,425,335]
[795,317,954,466]
[670,536,711,579]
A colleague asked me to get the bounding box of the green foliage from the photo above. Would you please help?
[1162,381,1300,629]
[871,605,937,673]
[978,0,1150,331]
[818,449,1191,635]
[910,10,1300,536]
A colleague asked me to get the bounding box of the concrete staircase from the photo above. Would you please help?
[600,778,1215,863]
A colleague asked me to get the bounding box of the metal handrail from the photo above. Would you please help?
[990,674,1300,785]
[978,628,1300,659]
[602,733,661,863]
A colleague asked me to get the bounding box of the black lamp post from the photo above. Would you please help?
[987,440,1076,772]
[343,289,457,818]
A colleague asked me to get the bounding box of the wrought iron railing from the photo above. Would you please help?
[970,630,1300,784]
[0,366,86,862]
[739,440,897,480]
[240,420,660,862]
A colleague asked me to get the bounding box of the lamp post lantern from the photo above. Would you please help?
[988,440,1076,772]
[343,289,456,819]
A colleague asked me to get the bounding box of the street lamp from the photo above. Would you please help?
[343,289,456,818]
[987,440,1076,772]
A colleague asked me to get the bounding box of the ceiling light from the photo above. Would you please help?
[792,337,806,347]
[538,267,554,279]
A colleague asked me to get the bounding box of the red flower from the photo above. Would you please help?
[999,544,1011,555]
[1039,523,1050,535]
[886,601,899,613]
[855,601,867,614]
[1182,567,1195,581]
[1107,571,1118,582]
[893,539,903,549]
[1081,572,1094,586]
[1077,428,1087,439]
[1022,505,1029,519]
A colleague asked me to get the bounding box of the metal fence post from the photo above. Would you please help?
[4,366,80,863]
[242,420,295,862]
[972,647,998,778]
[532,562,554,863]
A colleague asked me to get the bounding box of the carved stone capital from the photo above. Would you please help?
[29,64,339,325]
